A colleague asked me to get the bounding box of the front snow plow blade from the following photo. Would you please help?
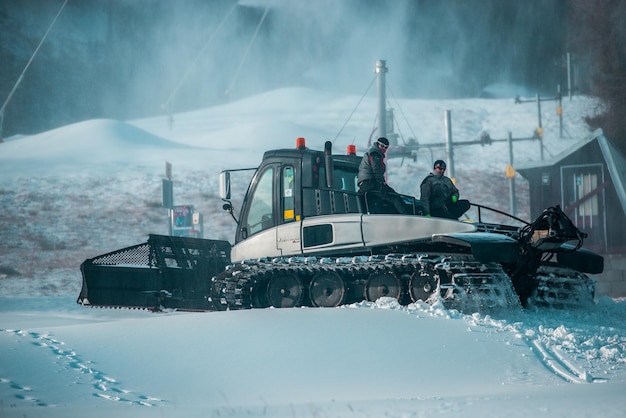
[78,234,231,311]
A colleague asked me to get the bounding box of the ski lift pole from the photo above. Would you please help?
[536,93,542,134]
[507,132,516,216]
[444,110,454,180]
[375,60,387,138]
[567,52,572,101]
[557,84,563,138]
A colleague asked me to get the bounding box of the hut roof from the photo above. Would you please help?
[518,129,626,218]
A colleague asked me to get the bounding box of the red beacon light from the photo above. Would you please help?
[346,144,357,155]
[296,137,306,150]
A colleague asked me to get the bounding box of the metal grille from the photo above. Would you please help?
[87,235,231,270]
[90,242,153,267]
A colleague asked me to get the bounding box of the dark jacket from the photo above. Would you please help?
[358,145,386,187]
[420,172,459,215]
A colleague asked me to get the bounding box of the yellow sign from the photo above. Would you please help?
[505,164,515,179]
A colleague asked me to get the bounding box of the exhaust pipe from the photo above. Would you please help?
[324,141,334,189]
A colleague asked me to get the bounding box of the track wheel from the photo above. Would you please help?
[365,272,401,302]
[267,273,303,308]
[409,272,437,302]
[210,275,229,311]
[309,271,345,307]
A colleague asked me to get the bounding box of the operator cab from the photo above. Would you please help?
[220,139,420,244]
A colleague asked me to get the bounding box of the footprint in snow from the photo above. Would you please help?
[2,328,166,407]
[0,377,48,407]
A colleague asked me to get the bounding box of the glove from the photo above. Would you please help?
[451,195,458,203]
[425,214,431,217]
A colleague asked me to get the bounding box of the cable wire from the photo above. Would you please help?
[163,3,237,111]
[387,82,420,144]
[226,6,270,100]
[0,0,69,138]
[333,75,376,144]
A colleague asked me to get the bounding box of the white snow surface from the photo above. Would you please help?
[1,87,626,417]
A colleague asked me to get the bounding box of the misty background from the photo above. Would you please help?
[1,0,583,140]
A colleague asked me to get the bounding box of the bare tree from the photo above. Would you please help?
[568,0,626,153]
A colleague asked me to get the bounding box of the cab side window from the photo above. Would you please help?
[333,166,358,192]
[283,166,295,222]
[246,167,274,236]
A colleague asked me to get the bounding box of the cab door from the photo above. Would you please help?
[231,164,280,261]
[237,165,278,240]
[561,163,607,252]
[276,164,304,255]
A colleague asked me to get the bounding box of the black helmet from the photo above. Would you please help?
[434,160,446,169]
[376,137,389,148]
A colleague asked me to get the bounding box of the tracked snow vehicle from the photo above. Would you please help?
[78,139,603,312]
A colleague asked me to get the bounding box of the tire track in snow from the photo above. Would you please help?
[514,308,624,384]
[1,328,166,406]
[528,338,602,383]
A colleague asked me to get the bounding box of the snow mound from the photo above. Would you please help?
[0,119,196,176]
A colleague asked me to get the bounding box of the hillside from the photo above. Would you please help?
[0,88,598,297]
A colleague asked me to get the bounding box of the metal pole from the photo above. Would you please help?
[166,162,173,235]
[536,92,545,160]
[0,0,69,139]
[536,93,542,131]
[444,110,454,180]
[375,60,387,138]
[558,84,563,138]
[508,132,516,216]
[567,52,572,101]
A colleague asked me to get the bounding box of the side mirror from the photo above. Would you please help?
[219,171,231,200]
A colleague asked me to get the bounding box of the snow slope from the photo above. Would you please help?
[1,87,625,417]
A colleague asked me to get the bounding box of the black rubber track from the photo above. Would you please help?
[210,254,523,313]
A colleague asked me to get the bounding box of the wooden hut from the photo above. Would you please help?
[517,129,626,297]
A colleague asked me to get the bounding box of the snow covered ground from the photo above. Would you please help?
[1,87,625,417]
